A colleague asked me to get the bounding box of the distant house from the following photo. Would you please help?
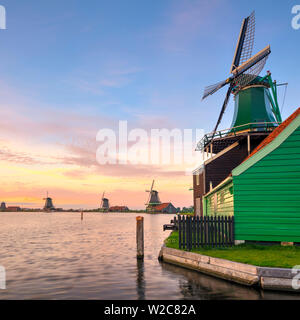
[6,206,21,212]
[153,203,177,214]
[0,202,6,210]
[109,206,129,212]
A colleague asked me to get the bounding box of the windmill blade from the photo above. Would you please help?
[202,79,228,100]
[233,45,271,89]
[150,180,155,193]
[212,84,234,138]
[147,192,151,205]
[232,45,271,78]
[235,55,269,89]
[230,11,255,73]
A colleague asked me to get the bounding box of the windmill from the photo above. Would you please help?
[198,11,282,153]
[145,180,161,212]
[43,191,55,211]
[100,192,109,211]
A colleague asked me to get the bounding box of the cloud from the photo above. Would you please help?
[62,169,92,180]
[65,61,143,95]
[156,0,221,53]
[0,146,51,166]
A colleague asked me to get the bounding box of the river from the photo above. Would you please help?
[0,212,298,300]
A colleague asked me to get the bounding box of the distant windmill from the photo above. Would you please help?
[100,192,109,211]
[145,180,161,212]
[43,191,55,211]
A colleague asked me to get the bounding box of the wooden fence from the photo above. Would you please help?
[174,215,234,250]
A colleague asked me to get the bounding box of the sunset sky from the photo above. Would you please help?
[0,0,299,209]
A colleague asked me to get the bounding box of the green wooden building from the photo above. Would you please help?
[203,108,300,243]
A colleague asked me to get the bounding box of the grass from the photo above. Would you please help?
[165,232,300,269]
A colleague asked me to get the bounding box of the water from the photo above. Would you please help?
[0,212,298,300]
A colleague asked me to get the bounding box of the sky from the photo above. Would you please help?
[0,0,299,209]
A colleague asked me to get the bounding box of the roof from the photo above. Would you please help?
[109,206,128,210]
[244,107,300,162]
[154,203,173,211]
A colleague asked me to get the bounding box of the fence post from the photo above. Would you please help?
[187,216,191,251]
[192,215,195,248]
[224,216,228,246]
[210,216,214,247]
[186,216,190,251]
[214,216,217,248]
[190,216,193,249]
[221,216,224,247]
[190,216,193,251]
[136,216,144,260]
[200,216,204,248]
[178,215,182,249]
[231,216,235,246]
[217,216,221,247]
[183,215,186,249]
[196,216,200,249]
[204,216,207,247]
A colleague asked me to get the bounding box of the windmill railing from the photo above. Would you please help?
[196,121,280,151]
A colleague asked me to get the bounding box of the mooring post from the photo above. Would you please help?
[136,216,144,260]
[81,211,83,221]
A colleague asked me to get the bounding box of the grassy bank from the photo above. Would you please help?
[165,232,300,269]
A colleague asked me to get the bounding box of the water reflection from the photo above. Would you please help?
[160,262,300,300]
[136,259,145,300]
[0,212,298,300]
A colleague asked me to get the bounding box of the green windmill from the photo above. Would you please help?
[198,11,283,153]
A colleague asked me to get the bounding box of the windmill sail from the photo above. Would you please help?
[212,84,234,136]
[209,46,271,137]
[230,11,255,73]
[202,80,228,100]
[232,45,271,78]
[233,45,271,89]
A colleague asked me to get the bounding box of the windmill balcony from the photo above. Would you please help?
[196,121,280,154]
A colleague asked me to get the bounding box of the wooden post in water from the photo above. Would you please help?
[81,211,84,221]
[136,216,144,260]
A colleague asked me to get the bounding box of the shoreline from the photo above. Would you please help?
[158,245,300,293]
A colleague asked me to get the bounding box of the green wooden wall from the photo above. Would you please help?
[204,181,234,217]
[233,126,300,242]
